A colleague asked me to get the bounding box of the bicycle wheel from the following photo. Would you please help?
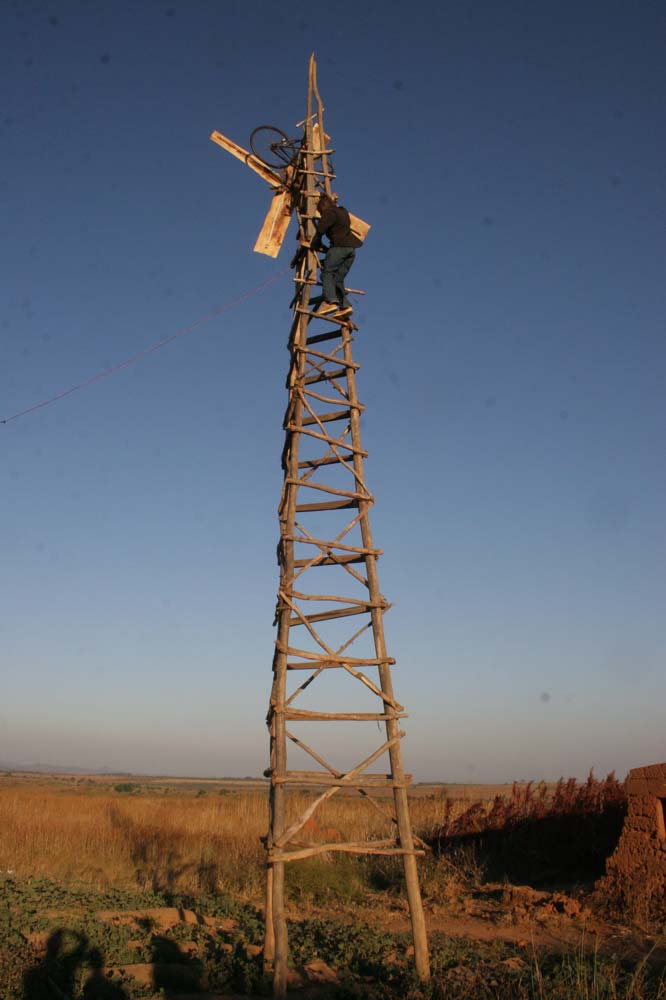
[250,125,299,169]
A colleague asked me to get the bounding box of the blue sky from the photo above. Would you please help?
[2,0,664,782]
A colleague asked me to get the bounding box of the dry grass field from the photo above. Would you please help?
[0,774,478,895]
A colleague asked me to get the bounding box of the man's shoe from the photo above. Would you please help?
[316,301,338,315]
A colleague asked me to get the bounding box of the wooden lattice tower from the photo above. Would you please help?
[211,55,429,998]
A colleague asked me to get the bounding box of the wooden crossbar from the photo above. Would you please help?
[297,453,355,469]
[270,845,425,863]
[301,408,351,426]
[273,772,411,786]
[303,366,347,385]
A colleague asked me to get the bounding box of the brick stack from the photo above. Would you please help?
[598,763,666,922]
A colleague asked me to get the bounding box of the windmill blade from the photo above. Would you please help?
[254,186,294,257]
[209,130,283,187]
[349,214,371,242]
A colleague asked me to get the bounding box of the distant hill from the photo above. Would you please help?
[0,760,126,775]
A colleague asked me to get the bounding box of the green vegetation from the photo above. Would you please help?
[2,874,665,999]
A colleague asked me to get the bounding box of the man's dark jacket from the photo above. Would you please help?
[312,205,362,250]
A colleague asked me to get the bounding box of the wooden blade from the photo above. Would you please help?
[254,186,293,257]
[349,213,370,243]
[209,130,283,187]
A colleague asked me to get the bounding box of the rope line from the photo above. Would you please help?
[1,268,289,426]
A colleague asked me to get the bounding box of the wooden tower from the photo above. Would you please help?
[211,55,430,997]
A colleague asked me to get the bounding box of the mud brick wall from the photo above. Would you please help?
[599,763,666,921]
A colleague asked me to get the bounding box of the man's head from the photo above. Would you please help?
[317,193,337,212]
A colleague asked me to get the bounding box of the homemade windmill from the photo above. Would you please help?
[210,55,430,998]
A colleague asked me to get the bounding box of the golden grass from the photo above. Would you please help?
[0,784,470,897]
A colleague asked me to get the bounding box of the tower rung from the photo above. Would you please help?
[303,367,347,385]
[301,409,350,426]
[288,603,372,624]
[296,307,348,326]
[271,771,412,787]
[293,552,366,567]
[306,330,341,345]
[286,424,368,456]
[286,656,395,669]
[286,537,382,557]
[297,453,354,469]
[288,478,369,501]
[294,345,360,369]
[283,709,408,721]
[270,845,425,862]
[295,498,358,512]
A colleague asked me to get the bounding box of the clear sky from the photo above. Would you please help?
[2,0,664,782]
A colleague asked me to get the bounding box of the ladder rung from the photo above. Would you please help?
[287,537,382,557]
[271,845,425,862]
[286,656,395,670]
[289,603,372,625]
[306,330,341,345]
[287,478,370,502]
[298,453,354,469]
[294,345,360,369]
[286,424,368,456]
[283,709,407,722]
[293,552,365,567]
[272,771,411,787]
[295,499,358,513]
[296,307,347,326]
[301,409,350,427]
[304,367,347,386]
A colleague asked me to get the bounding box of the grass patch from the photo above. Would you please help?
[432,772,627,888]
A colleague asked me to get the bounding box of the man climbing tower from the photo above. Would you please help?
[311,193,362,318]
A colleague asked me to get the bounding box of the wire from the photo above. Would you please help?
[1,268,289,426]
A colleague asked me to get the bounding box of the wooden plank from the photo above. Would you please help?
[271,845,424,862]
[295,498,358,513]
[306,330,340,346]
[254,186,293,258]
[286,426,367,456]
[293,344,360,368]
[293,553,365,567]
[273,772,411,787]
[304,366,347,386]
[209,130,283,187]
[289,604,370,625]
[286,660,338,671]
[284,709,407,721]
[285,647,395,670]
[297,453,354,469]
[286,537,382,555]
[289,479,368,500]
[349,213,371,243]
[301,409,350,427]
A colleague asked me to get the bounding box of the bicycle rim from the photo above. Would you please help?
[250,125,296,169]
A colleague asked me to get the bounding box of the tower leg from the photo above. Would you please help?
[263,863,275,968]
[272,860,288,999]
